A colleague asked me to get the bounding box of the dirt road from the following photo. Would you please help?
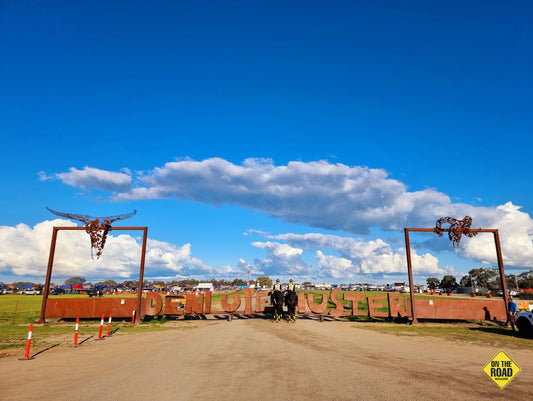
[1,317,531,400]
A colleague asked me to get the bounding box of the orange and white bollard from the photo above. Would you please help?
[20,324,34,360]
[73,317,80,347]
[131,308,136,325]
[97,314,104,340]
[106,313,113,337]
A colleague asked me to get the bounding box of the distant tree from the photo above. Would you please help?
[302,281,312,286]
[232,278,247,286]
[64,277,86,286]
[468,268,499,289]
[505,274,519,291]
[426,277,440,289]
[459,275,472,287]
[518,270,533,288]
[95,280,117,286]
[256,276,272,288]
[440,275,458,292]
[175,279,199,287]
[13,281,35,288]
[122,280,138,289]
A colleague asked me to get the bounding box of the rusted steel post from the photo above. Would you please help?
[39,227,59,324]
[493,230,509,307]
[135,227,148,324]
[404,229,418,324]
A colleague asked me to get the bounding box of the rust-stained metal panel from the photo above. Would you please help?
[46,297,138,319]
[405,297,507,321]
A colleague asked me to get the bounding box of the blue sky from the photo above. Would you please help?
[1,1,532,285]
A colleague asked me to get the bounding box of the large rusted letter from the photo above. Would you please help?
[343,292,365,316]
[255,291,270,312]
[368,295,388,317]
[165,296,185,315]
[306,292,328,314]
[388,293,407,318]
[221,292,241,312]
[329,289,345,316]
[243,288,253,315]
[185,293,204,314]
[204,291,212,314]
[142,292,163,316]
[297,292,306,314]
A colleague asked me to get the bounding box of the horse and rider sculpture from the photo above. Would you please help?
[269,279,298,323]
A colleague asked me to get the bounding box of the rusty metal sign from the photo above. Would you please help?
[46,207,137,259]
[434,216,479,247]
[44,289,508,322]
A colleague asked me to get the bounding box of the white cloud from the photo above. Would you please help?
[258,232,444,277]
[250,241,313,277]
[461,202,533,268]
[315,251,356,279]
[50,158,533,269]
[0,220,219,281]
[55,166,132,192]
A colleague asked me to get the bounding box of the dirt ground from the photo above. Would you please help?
[0,317,531,401]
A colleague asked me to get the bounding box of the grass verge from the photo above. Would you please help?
[345,316,533,351]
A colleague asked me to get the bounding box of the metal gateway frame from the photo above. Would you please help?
[39,226,148,324]
[404,228,509,324]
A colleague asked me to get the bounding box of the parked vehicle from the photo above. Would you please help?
[87,288,103,297]
[516,311,533,338]
[50,288,66,295]
[24,288,41,295]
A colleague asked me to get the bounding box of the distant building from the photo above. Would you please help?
[196,283,215,292]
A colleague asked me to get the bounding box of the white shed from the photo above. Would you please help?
[196,283,215,292]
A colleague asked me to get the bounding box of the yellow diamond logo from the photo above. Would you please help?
[482,350,521,389]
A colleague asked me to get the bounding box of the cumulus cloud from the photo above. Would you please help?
[251,241,313,277]
[254,232,444,279]
[55,166,132,192]
[0,220,219,281]
[315,251,356,279]
[50,158,533,269]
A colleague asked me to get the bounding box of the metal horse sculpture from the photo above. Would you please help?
[270,290,284,322]
[284,290,298,323]
[47,207,137,259]
[433,216,478,247]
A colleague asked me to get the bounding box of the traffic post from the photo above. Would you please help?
[96,314,104,340]
[72,316,79,347]
[20,324,34,360]
[106,313,113,337]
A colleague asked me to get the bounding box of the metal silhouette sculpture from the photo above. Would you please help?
[46,207,137,259]
[434,216,478,247]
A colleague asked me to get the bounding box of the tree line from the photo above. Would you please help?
[49,276,275,289]
[426,268,533,292]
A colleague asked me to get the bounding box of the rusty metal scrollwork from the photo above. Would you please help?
[47,207,137,259]
[434,216,478,247]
